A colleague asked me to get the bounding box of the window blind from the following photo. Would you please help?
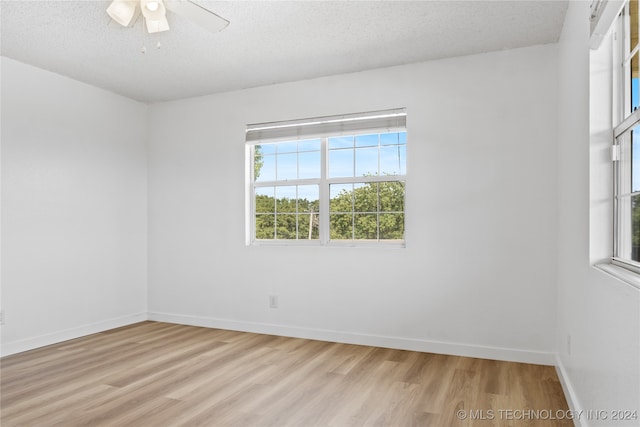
[245,108,406,144]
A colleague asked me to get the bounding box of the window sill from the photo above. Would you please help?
[250,239,406,249]
[594,262,640,291]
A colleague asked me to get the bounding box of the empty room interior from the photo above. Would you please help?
[1,0,639,426]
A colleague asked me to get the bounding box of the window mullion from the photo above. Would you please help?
[250,145,256,244]
[616,190,640,197]
[320,137,330,244]
[326,175,406,185]
[254,179,321,187]
[351,183,355,241]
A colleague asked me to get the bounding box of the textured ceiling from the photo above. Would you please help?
[0,0,568,103]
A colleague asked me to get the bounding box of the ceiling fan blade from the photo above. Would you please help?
[165,0,229,33]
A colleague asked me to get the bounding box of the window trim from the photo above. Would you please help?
[612,1,640,267]
[596,260,640,291]
[590,0,640,287]
[246,110,407,247]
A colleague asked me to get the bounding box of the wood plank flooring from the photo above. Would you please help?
[1,321,572,426]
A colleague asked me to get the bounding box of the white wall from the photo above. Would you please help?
[147,44,559,364]
[1,57,148,355]
[557,2,640,426]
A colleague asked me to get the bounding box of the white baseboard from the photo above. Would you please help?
[555,354,583,427]
[1,311,557,366]
[1,312,148,357]
[147,311,556,365]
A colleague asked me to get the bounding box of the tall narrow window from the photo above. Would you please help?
[246,109,407,246]
[614,1,640,267]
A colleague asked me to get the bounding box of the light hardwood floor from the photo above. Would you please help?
[1,321,572,426]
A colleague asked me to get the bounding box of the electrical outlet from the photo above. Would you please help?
[269,295,278,309]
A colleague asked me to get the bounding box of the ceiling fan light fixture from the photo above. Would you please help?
[107,0,228,35]
[140,0,169,32]
[145,1,160,12]
[140,0,166,20]
[106,0,138,27]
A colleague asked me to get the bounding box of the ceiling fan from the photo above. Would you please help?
[106,0,229,34]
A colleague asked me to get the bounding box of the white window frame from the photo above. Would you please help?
[612,0,640,271]
[245,109,407,247]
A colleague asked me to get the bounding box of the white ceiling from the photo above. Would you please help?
[0,0,568,103]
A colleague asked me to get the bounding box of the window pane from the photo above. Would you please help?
[275,186,296,213]
[329,148,354,178]
[330,214,353,240]
[631,0,639,56]
[380,132,400,146]
[328,181,405,241]
[620,194,640,261]
[256,154,276,182]
[298,151,321,179]
[277,141,298,154]
[258,143,276,155]
[399,145,407,175]
[354,183,377,213]
[298,185,319,239]
[380,145,404,176]
[632,195,640,261]
[355,133,378,147]
[617,125,639,261]
[298,139,321,152]
[298,213,319,240]
[329,136,354,149]
[355,147,378,176]
[330,184,353,212]
[254,146,265,182]
[297,185,319,213]
[354,214,378,240]
[277,153,297,181]
[255,214,275,239]
[276,214,297,239]
[379,213,405,240]
[379,181,405,212]
[634,126,640,193]
[255,187,275,213]
[626,0,640,117]
[380,131,406,146]
[632,51,639,114]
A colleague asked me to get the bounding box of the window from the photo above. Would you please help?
[614,0,640,268]
[246,109,406,246]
